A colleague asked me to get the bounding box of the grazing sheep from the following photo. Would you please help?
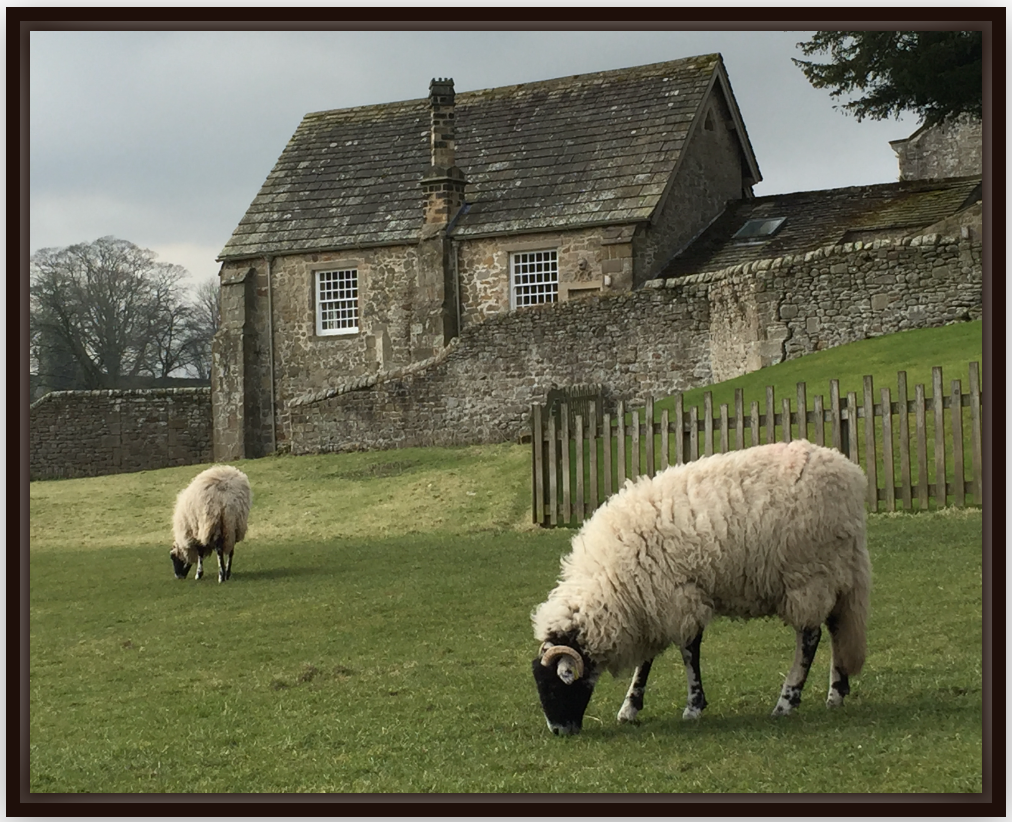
[170,465,252,583]
[531,439,871,735]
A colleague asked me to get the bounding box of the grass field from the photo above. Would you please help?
[27,323,987,795]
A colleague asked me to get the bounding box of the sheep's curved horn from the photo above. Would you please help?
[540,644,584,680]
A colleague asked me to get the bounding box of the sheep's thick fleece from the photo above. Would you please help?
[532,440,870,675]
[172,464,252,562]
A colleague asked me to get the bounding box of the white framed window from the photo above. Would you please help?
[510,249,558,309]
[315,268,359,336]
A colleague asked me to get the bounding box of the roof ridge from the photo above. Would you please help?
[302,52,721,119]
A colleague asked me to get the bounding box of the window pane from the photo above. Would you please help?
[317,269,359,334]
[511,250,558,308]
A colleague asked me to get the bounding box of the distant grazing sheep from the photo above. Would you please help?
[531,439,871,735]
[170,465,252,583]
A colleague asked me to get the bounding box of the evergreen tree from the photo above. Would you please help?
[794,31,983,127]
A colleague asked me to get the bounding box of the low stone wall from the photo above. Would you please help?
[284,232,981,454]
[29,388,212,480]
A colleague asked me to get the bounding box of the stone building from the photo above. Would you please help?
[214,54,763,460]
[890,116,983,181]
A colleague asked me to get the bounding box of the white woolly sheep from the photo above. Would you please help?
[531,439,871,735]
[170,465,252,583]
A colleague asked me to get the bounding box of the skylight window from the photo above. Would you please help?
[733,217,786,241]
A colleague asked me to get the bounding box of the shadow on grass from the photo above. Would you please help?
[586,692,983,740]
[228,565,332,582]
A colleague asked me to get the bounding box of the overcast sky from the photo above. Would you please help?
[28,26,929,292]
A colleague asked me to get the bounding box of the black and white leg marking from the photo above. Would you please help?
[216,546,231,583]
[617,658,653,723]
[195,554,204,580]
[681,632,707,720]
[772,625,821,716]
[825,614,851,707]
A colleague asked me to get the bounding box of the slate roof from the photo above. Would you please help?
[659,176,982,278]
[219,54,760,260]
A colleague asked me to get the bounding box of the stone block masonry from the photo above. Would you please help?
[285,232,981,454]
[30,388,212,480]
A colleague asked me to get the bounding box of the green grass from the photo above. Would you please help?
[29,444,985,793]
[668,319,984,416]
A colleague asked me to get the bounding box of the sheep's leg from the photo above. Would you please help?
[825,614,851,708]
[215,546,229,583]
[617,658,654,723]
[772,626,821,716]
[680,632,707,720]
[195,554,204,580]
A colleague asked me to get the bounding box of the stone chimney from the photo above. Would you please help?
[421,78,467,229]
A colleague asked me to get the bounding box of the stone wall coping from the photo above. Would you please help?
[30,386,211,411]
[646,231,976,290]
[290,337,462,408]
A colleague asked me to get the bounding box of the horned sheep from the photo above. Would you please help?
[170,465,252,583]
[531,439,871,735]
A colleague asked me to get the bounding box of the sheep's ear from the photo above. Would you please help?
[557,657,581,685]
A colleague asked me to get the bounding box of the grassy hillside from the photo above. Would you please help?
[664,319,984,416]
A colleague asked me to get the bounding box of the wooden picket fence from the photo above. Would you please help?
[531,363,984,527]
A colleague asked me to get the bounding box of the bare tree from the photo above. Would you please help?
[183,276,221,380]
[30,236,193,389]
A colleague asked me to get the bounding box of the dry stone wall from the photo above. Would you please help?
[30,388,212,480]
[285,232,981,454]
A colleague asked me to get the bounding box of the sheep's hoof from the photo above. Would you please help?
[682,706,703,720]
[617,703,639,723]
[826,692,844,708]
[771,701,794,717]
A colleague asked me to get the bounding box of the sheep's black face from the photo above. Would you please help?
[170,552,192,580]
[532,638,598,736]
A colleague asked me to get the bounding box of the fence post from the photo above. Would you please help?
[631,406,641,478]
[932,367,946,507]
[951,379,965,507]
[914,383,929,510]
[645,397,655,476]
[547,414,558,526]
[880,387,895,512]
[846,391,859,463]
[689,405,699,461]
[863,376,877,509]
[969,362,982,505]
[561,403,571,524]
[765,385,776,444]
[588,404,599,513]
[575,414,585,524]
[830,380,843,454]
[735,388,745,449]
[660,408,670,472]
[674,394,686,465]
[813,394,825,447]
[703,392,714,457]
[796,382,808,442]
[532,404,545,525]
[616,400,626,488]
[897,371,912,511]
